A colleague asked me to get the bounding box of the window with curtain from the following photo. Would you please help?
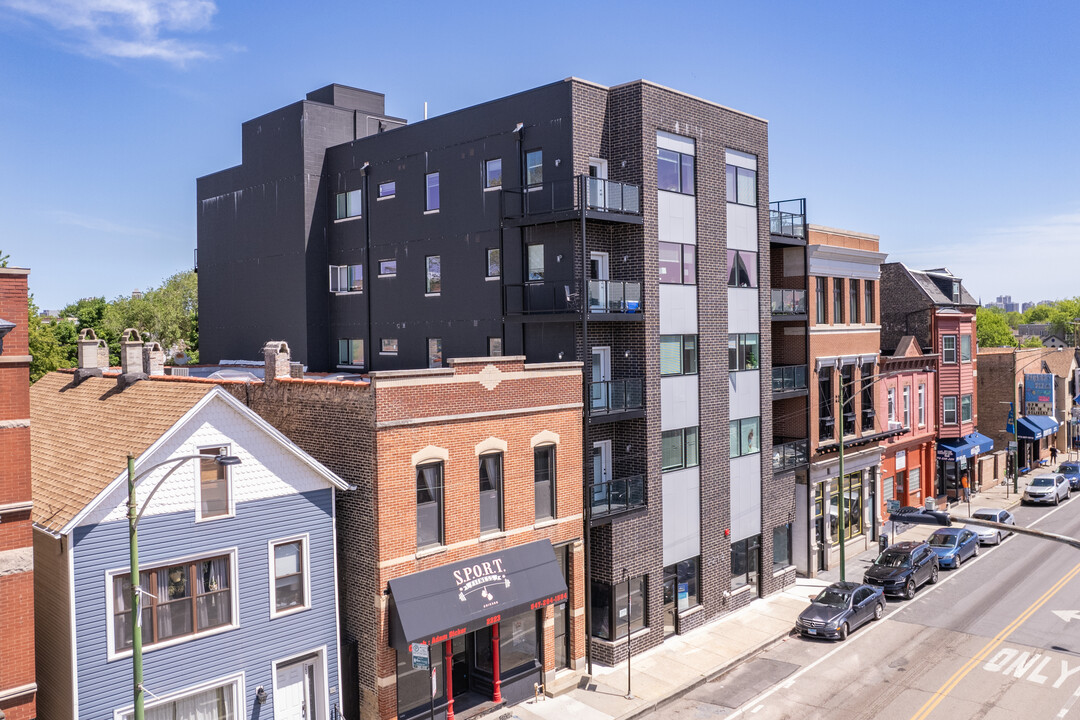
[725,164,756,205]
[727,250,758,288]
[199,447,230,519]
[479,452,503,533]
[841,364,856,436]
[272,540,306,613]
[534,445,556,521]
[659,242,695,284]
[379,180,396,198]
[122,681,237,720]
[661,335,698,376]
[416,462,444,548]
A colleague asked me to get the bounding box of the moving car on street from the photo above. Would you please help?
[864,541,939,599]
[1022,473,1070,505]
[927,527,980,568]
[1058,462,1080,490]
[969,508,1015,544]
[796,581,885,641]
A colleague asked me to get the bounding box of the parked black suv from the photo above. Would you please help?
[863,541,939,599]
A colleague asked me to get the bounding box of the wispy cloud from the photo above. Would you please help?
[2,0,219,65]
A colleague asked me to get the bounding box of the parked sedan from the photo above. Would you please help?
[796,581,885,641]
[1059,462,1080,490]
[1023,473,1070,505]
[927,527,980,569]
[864,541,939,599]
[970,508,1016,545]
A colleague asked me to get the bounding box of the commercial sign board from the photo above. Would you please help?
[1025,373,1056,416]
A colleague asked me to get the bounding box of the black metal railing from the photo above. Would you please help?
[503,282,581,315]
[586,177,641,214]
[503,175,642,219]
[770,198,806,238]
[589,379,644,414]
[773,365,808,393]
[773,438,809,472]
[587,280,642,314]
[590,474,646,517]
[771,289,807,315]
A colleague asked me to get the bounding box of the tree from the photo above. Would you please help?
[0,250,8,267]
[977,307,1017,348]
[102,270,197,353]
[1020,336,1044,348]
[28,297,72,382]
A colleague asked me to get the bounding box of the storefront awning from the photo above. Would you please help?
[1017,415,1060,440]
[966,431,994,455]
[937,437,978,461]
[388,540,568,648]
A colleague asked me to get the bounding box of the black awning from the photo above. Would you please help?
[388,540,568,648]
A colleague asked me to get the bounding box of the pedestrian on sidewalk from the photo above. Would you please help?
[1051,445,1059,464]
[961,473,970,503]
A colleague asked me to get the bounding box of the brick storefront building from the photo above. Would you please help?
[0,266,34,719]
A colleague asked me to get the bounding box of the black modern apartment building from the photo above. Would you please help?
[197,77,793,681]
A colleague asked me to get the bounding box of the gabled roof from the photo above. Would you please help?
[1041,349,1077,378]
[892,336,924,358]
[899,264,978,307]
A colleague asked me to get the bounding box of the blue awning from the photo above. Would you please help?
[937,437,979,461]
[1017,415,1060,440]
[965,431,994,455]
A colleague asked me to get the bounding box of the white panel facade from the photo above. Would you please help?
[727,288,760,334]
[657,130,696,155]
[725,149,757,170]
[727,203,757,252]
[659,192,697,245]
[662,466,701,566]
[730,453,762,542]
[659,285,699,334]
[728,370,761,420]
[661,374,700,431]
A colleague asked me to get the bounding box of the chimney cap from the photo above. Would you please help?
[78,328,99,342]
[263,340,290,355]
[121,328,143,343]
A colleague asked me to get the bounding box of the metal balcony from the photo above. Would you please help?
[772,365,808,395]
[770,198,806,244]
[504,281,643,320]
[773,438,809,472]
[771,289,807,317]
[589,379,644,423]
[587,280,642,316]
[590,474,646,520]
[503,175,643,226]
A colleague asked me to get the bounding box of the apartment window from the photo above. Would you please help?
[658,148,695,195]
[726,165,757,206]
[527,244,545,281]
[729,417,760,458]
[659,242,696,284]
[335,189,361,219]
[379,259,397,277]
[860,362,875,431]
[425,255,441,294]
[381,338,399,354]
[864,280,874,323]
[819,371,835,442]
[378,181,396,198]
[840,364,856,436]
[664,558,700,612]
[534,444,556,521]
[416,462,444,548]
[943,396,958,425]
[271,538,308,614]
[427,338,443,368]
[960,335,972,362]
[112,554,233,651]
[773,524,792,571]
[425,172,440,211]
[952,280,961,303]
[485,158,502,188]
[833,278,844,323]
[662,427,700,471]
[903,386,911,428]
[661,334,698,376]
[198,446,231,520]
[961,394,973,423]
[729,334,760,371]
[731,535,761,590]
[918,383,926,426]
[849,279,860,324]
[887,388,896,423]
[727,250,758,288]
[479,452,503,533]
[816,277,827,324]
[486,248,501,278]
[120,680,238,720]
[526,149,543,186]
[329,264,363,293]
[591,576,646,640]
[942,335,957,363]
[488,337,503,356]
[338,338,364,367]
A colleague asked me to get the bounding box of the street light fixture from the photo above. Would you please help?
[127,452,241,720]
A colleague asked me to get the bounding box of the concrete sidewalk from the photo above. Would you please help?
[512,476,1029,720]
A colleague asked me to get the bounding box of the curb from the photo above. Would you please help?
[611,628,795,720]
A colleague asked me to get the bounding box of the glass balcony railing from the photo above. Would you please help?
[591,474,645,517]
[588,280,642,314]
[586,177,641,214]
[589,379,644,414]
[503,175,643,219]
[773,438,809,472]
[771,289,807,315]
[772,365,808,393]
[770,199,806,239]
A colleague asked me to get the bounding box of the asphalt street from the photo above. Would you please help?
[646,495,1080,720]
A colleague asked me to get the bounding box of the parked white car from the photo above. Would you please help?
[1023,474,1070,506]
[969,508,1015,545]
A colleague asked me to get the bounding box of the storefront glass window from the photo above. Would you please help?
[664,558,699,611]
[396,642,445,717]
[772,524,792,570]
[499,609,538,676]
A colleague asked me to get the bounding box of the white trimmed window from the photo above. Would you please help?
[271,536,310,616]
[118,673,240,720]
[335,189,361,219]
[329,264,363,293]
[379,180,396,198]
[197,446,233,521]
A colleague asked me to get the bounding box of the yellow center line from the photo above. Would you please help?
[909,560,1080,720]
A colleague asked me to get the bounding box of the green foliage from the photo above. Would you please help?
[28,296,73,382]
[1024,305,1052,323]
[0,250,8,268]
[1004,311,1023,329]
[976,307,1017,348]
[1021,336,1044,348]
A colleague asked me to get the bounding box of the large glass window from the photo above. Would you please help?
[943,335,957,364]
[527,244,545,281]
[819,371,834,442]
[416,463,443,548]
[534,444,556,521]
[660,335,698,376]
[658,148,695,195]
[860,362,875,431]
[961,394,973,423]
[729,334,759,371]
[335,189,361,219]
[731,535,761,590]
[841,364,856,437]
[499,608,539,674]
[329,264,363,293]
[832,473,864,540]
[121,681,238,720]
[425,255,441,294]
[272,539,306,613]
[960,335,972,362]
[338,338,364,367]
[730,417,760,458]
[726,165,757,206]
[198,447,230,520]
[816,277,827,324]
[662,427,700,471]
[659,242,695,284]
[833,278,844,323]
[425,172,440,211]
[943,396,958,425]
[772,524,792,570]
[590,577,646,640]
[727,250,758,288]
[479,452,503,533]
[526,149,543,186]
[397,642,445,716]
[849,279,860,324]
[485,158,502,188]
[664,558,700,612]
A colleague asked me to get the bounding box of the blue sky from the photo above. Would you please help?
[2,0,1078,310]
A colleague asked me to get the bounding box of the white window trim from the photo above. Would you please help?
[269,533,312,620]
[475,437,508,456]
[271,646,330,720]
[530,430,560,448]
[412,445,449,467]
[104,547,241,662]
[195,444,235,523]
[918,384,926,427]
[114,670,245,720]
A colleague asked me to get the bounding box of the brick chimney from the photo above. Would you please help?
[263,341,291,382]
[120,328,144,374]
[142,341,165,376]
[77,328,108,369]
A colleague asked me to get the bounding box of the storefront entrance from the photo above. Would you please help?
[662,572,677,637]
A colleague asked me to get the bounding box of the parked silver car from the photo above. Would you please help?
[969,508,1016,545]
[1023,474,1070,505]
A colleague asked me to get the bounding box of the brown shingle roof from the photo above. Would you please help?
[30,372,214,532]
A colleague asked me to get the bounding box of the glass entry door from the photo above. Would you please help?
[553,545,570,669]
[662,569,677,637]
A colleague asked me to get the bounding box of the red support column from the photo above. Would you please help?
[445,640,455,720]
[492,623,502,703]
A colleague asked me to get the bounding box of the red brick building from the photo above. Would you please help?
[0,266,34,720]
